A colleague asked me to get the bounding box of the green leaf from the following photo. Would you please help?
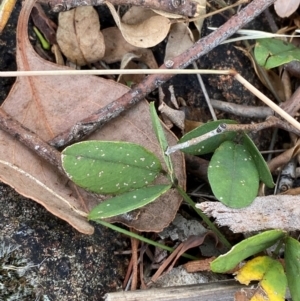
[88,184,171,219]
[285,237,300,301]
[236,256,287,301]
[243,133,274,188]
[62,141,162,194]
[211,230,286,273]
[149,102,174,180]
[208,141,259,208]
[178,120,237,155]
[254,38,300,69]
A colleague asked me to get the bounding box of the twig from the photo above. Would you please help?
[46,0,199,17]
[0,108,63,174]
[192,62,217,121]
[47,0,276,148]
[165,123,227,155]
[210,99,274,118]
[233,72,300,132]
[130,232,139,291]
[165,116,300,155]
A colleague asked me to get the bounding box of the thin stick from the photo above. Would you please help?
[165,116,300,155]
[234,72,300,132]
[0,69,233,77]
[192,62,217,121]
[165,123,227,155]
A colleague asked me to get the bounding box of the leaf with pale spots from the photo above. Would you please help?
[88,184,171,219]
[208,141,259,208]
[243,133,274,188]
[62,141,162,194]
[178,120,237,155]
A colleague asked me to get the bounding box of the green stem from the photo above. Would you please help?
[95,220,199,260]
[176,185,232,249]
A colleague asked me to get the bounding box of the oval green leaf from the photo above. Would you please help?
[208,141,259,208]
[243,133,274,188]
[285,237,300,301]
[178,120,237,155]
[88,184,171,219]
[211,230,286,273]
[62,141,162,194]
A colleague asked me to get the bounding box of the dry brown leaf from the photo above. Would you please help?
[102,27,158,68]
[193,0,206,34]
[197,195,300,232]
[0,0,185,233]
[122,6,158,24]
[106,2,171,48]
[117,53,145,85]
[164,23,194,62]
[56,6,105,66]
[274,0,300,17]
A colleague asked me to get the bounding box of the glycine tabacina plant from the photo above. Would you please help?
[61,102,300,301]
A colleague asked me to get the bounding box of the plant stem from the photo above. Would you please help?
[95,220,199,260]
[176,185,232,249]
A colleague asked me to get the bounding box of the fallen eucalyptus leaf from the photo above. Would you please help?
[274,0,300,17]
[0,0,185,233]
[106,2,170,48]
[102,27,158,68]
[56,6,105,66]
[165,23,194,62]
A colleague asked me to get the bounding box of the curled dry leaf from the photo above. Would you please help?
[0,0,185,234]
[164,23,194,62]
[117,53,145,84]
[56,6,105,66]
[106,2,171,48]
[274,0,300,17]
[102,27,158,68]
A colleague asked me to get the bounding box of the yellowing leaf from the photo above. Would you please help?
[236,256,267,285]
[235,256,287,301]
[106,2,170,48]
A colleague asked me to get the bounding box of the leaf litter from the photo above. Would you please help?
[0,0,185,234]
